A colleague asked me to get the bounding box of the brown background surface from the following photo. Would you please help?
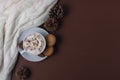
[12,0,120,80]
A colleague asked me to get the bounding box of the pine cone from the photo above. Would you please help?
[49,4,64,20]
[44,18,59,32]
[16,66,31,80]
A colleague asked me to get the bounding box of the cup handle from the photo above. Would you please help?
[20,50,26,54]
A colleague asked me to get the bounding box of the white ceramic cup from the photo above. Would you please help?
[22,32,46,55]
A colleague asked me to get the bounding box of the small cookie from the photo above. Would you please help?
[18,41,23,49]
[46,34,56,47]
[38,53,45,57]
[43,47,54,56]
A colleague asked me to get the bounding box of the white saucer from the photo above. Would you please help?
[18,27,48,62]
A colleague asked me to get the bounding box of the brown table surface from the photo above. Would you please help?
[12,0,120,80]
